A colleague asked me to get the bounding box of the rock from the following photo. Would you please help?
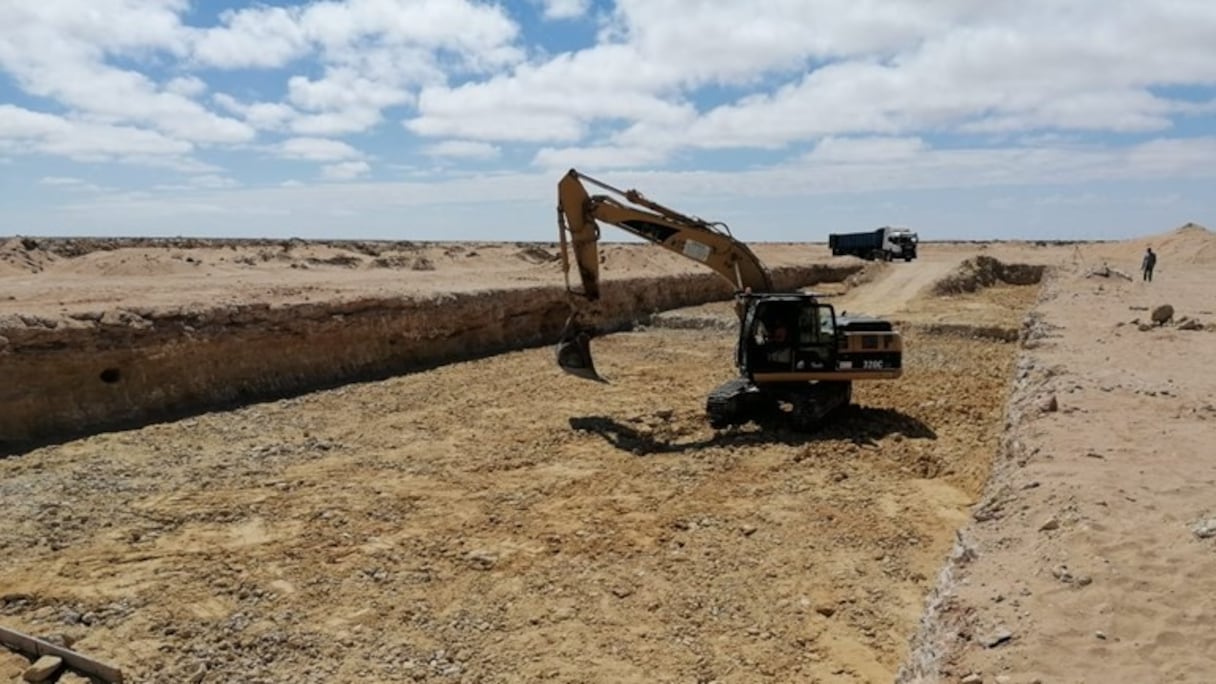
[1039,516,1061,532]
[1150,304,1174,326]
[740,524,758,536]
[0,649,30,679]
[610,585,634,599]
[984,627,1014,648]
[1095,630,1107,640]
[1178,319,1204,331]
[1193,517,1216,539]
[466,550,498,569]
[815,606,836,618]
[1037,395,1058,413]
[22,655,63,682]
[961,674,983,684]
[1137,323,1153,332]
[57,673,92,684]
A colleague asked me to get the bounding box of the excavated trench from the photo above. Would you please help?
[0,263,861,451]
[0,250,1054,681]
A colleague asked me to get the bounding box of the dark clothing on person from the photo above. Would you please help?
[1142,249,1157,282]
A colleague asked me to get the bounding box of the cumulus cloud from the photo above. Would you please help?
[423,140,501,160]
[321,160,371,181]
[0,2,251,148]
[532,144,669,170]
[805,137,929,163]
[537,0,592,21]
[279,137,365,162]
[191,4,310,69]
[39,176,87,186]
[0,104,197,165]
[3,0,1216,235]
[409,0,1216,153]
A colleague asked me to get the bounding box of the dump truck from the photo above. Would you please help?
[829,226,918,261]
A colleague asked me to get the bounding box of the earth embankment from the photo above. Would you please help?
[0,262,860,450]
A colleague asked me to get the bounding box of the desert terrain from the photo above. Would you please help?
[1,227,1214,683]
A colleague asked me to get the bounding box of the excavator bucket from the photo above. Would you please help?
[556,318,607,383]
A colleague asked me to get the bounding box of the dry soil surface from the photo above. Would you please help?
[2,228,1214,684]
[903,224,1216,684]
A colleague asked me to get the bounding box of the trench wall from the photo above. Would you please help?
[0,264,859,450]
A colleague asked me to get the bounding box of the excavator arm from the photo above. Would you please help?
[555,169,773,381]
[557,169,773,300]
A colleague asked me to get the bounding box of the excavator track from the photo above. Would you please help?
[706,379,852,431]
[706,377,756,429]
[788,381,852,431]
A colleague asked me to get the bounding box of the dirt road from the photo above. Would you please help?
[832,252,959,319]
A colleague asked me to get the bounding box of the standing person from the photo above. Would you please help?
[1141,247,1157,282]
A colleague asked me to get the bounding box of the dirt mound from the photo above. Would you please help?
[0,238,58,275]
[1146,222,1216,265]
[1097,222,1216,267]
[57,250,209,277]
[515,245,559,265]
[931,256,1046,296]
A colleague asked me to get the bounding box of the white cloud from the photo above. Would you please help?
[407,1,1216,154]
[321,160,371,181]
[189,174,239,189]
[806,137,929,163]
[423,140,501,160]
[191,5,309,69]
[285,68,413,134]
[39,176,86,186]
[165,75,208,98]
[192,0,524,137]
[38,175,106,192]
[533,144,669,170]
[0,2,253,145]
[213,94,298,132]
[279,137,365,162]
[3,0,1216,238]
[0,104,196,164]
[407,46,697,143]
[537,0,591,21]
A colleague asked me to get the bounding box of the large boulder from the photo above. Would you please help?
[1151,304,1174,326]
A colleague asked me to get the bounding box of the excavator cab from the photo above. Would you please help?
[739,294,838,376]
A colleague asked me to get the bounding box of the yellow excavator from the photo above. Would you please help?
[555,169,903,430]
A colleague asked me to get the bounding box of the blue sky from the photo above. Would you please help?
[2,0,1214,242]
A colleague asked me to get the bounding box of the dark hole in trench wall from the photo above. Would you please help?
[99,368,122,384]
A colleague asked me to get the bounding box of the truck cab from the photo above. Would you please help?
[884,226,918,261]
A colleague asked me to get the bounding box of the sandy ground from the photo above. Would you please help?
[0,239,864,318]
[2,227,1214,683]
[911,227,1216,684]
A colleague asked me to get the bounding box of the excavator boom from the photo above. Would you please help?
[558,169,773,299]
[556,169,773,380]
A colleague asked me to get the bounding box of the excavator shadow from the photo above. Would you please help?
[569,406,936,456]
